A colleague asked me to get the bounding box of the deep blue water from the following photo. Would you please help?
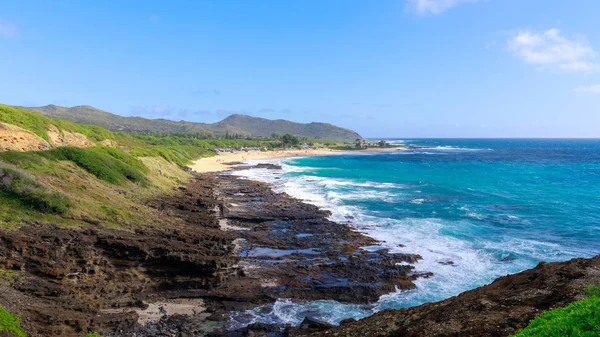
[231,139,600,326]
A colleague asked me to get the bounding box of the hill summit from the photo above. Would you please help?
[25,105,362,141]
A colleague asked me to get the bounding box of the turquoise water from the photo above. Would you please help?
[230,139,600,326]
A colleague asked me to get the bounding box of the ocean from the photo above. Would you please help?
[229,139,600,327]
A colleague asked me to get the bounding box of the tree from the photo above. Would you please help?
[355,138,363,148]
[378,140,388,148]
[281,134,300,147]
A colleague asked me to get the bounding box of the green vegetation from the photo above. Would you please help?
[1,147,148,186]
[0,104,113,143]
[0,101,356,233]
[585,283,600,297]
[0,161,71,214]
[26,104,363,141]
[512,296,600,337]
[217,114,362,141]
[0,306,26,337]
[39,147,149,186]
[0,104,52,141]
[83,333,103,337]
[280,133,300,147]
[122,134,283,166]
[52,119,114,142]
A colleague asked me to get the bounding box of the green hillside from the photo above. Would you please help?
[0,103,278,230]
[0,104,113,143]
[24,104,363,141]
[216,114,362,141]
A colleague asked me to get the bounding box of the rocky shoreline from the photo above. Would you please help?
[1,164,599,337]
[0,165,427,336]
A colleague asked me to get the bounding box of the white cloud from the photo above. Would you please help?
[508,28,598,72]
[406,0,480,16]
[0,18,18,37]
[574,84,600,94]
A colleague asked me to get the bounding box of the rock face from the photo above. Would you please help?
[0,172,426,336]
[46,124,94,148]
[0,175,238,336]
[0,122,95,153]
[302,256,600,337]
[0,122,50,152]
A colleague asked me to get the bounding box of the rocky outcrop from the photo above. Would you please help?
[4,170,596,337]
[0,175,238,337]
[46,124,94,148]
[0,172,428,337]
[0,122,95,153]
[0,122,50,152]
[302,255,600,337]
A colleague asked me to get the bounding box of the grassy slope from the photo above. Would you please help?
[0,103,287,231]
[0,104,113,143]
[0,148,188,230]
[0,105,188,230]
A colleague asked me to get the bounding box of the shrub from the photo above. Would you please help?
[0,305,26,337]
[512,296,600,337]
[0,161,71,214]
[39,147,148,186]
[87,147,148,174]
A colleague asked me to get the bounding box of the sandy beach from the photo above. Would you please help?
[189,148,338,173]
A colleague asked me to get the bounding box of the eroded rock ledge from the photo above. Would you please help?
[0,172,426,336]
[5,168,594,337]
[302,255,600,337]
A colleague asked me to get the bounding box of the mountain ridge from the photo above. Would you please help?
[24,105,362,141]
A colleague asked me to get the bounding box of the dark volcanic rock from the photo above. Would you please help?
[231,163,283,171]
[0,175,238,337]
[301,256,600,337]
[210,174,423,306]
[297,317,335,333]
[0,173,425,336]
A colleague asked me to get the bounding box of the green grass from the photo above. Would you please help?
[52,119,114,142]
[0,305,26,337]
[38,147,149,186]
[0,161,71,214]
[1,147,149,187]
[0,104,113,143]
[0,104,52,142]
[585,284,600,297]
[83,333,103,337]
[511,296,600,337]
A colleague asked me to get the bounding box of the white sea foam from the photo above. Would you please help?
[227,158,561,327]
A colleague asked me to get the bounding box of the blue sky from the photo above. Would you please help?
[1,0,599,138]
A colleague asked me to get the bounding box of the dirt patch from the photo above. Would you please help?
[47,124,94,148]
[99,139,115,147]
[0,122,50,152]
